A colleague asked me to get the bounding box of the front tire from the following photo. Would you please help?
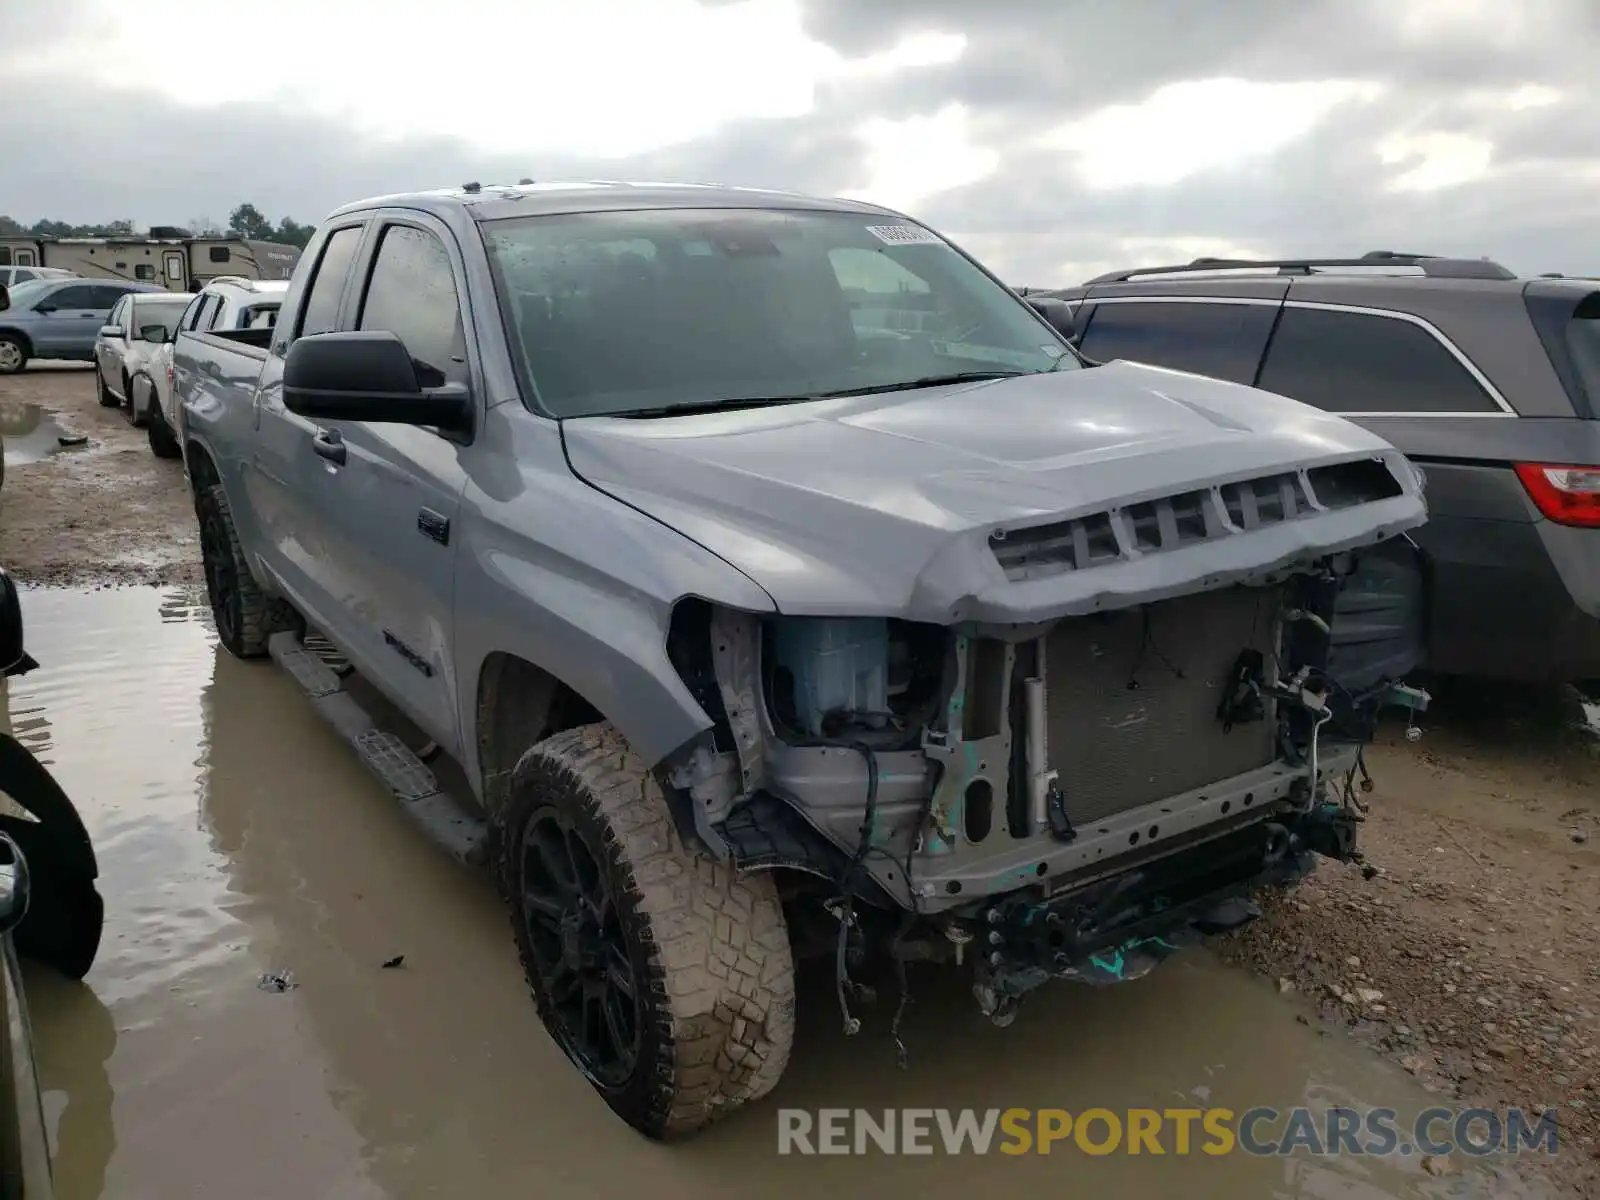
[195,483,294,658]
[497,723,796,1139]
[95,372,118,406]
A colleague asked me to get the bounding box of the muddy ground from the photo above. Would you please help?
[2,365,1597,1197]
[0,364,199,588]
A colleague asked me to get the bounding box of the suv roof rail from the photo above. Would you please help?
[1085,250,1517,285]
[204,274,257,290]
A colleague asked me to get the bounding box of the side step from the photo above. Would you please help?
[268,631,489,869]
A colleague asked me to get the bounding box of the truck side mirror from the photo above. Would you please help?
[0,566,37,678]
[1026,296,1080,346]
[284,331,472,433]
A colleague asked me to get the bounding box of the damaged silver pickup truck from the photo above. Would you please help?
[179,181,1430,1141]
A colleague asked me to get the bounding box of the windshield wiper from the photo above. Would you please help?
[818,369,1034,398]
[603,395,820,419]
[593,370,1036,419]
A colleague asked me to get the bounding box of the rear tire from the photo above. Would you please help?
[124,374,148,427]
[194,483,294,658]
[145,387,181,459]
[497,723,796,1139]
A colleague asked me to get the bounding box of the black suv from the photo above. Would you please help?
[1033,253,1600,684]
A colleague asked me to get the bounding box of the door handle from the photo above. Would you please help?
[312,427,346,465]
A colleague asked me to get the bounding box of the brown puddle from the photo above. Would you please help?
[6,587,1556,1200]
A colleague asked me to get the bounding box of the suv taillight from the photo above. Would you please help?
[1514,463,1600,527]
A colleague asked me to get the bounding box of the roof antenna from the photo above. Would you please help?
[517,177,534,185]
[462,181,482,194]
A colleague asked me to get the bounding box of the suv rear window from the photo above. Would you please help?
[1565,294,1600,413]
[1256,306,1501,414]
[1077,300,1276,385]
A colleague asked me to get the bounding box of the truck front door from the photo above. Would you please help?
[306,215,472,754]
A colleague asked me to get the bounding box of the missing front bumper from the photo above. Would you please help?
[967,801,1359,1012]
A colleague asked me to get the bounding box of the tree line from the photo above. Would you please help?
[0,203,315,248]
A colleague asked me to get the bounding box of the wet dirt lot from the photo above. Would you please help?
[2,367,1597,1198]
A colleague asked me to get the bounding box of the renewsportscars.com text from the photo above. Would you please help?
[776,1106,1561,1157]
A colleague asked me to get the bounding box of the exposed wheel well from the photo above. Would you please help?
[185,442,219,494]
[0,329,33,355]
[475,652,602,816]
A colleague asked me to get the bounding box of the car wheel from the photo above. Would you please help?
[123,374,148,427]
[194,483,295,658]
[497,723,796,1140]
[146,397,182,460]
[0,336,29,376]
[95,372,118,407]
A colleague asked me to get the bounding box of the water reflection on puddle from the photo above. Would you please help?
[8,587,1553,1200]
[0,401,86,467]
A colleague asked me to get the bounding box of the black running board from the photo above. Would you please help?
[267,631,489,869]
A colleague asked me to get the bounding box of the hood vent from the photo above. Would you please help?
[990,457,1404,583]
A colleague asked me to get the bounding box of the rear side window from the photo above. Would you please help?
[1565,294,1600,413]
[189,294,221,330]
[1258,307,1500,414]
[296,226,364,339]
[1077,300,1276,385]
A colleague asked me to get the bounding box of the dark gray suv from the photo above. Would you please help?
[1033,253,1600,684]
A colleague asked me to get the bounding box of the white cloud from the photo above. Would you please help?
[840,103,998,212]
[1037,78,1384,190]
[1378,132,1494,192]
[17,0,962,161]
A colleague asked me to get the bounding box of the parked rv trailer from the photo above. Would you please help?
[0,235,301,289]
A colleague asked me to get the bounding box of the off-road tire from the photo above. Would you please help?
[195,483,295,658]
[146,388,181,459]
[95,372,118,406]
[497,723,796,1139]
[0,335,26,376]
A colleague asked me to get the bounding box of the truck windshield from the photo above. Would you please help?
[482,207,1078,418]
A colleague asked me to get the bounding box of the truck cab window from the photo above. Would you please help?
[297,226,364,340]
[356,224,467,385]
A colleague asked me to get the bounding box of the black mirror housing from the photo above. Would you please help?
[0,284,9,313]
[1026,296,1080,345]
[283,331,472,432]
[0,566,38,678]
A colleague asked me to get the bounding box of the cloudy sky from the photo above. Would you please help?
[3,0,1596,283]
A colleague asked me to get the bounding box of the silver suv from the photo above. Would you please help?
[1034,252,1600,685]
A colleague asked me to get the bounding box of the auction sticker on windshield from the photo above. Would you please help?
[865,224,944,246]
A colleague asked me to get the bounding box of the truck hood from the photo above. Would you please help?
[561,361,1428,624]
